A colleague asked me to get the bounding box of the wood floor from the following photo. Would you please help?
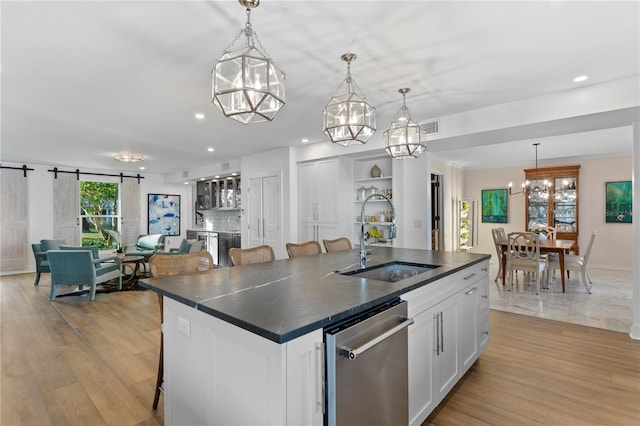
[2,272,639,426]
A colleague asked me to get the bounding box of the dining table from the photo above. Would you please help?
[499,238,575,293]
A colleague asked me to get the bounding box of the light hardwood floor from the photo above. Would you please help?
[2,272,639,425]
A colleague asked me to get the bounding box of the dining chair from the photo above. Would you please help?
[490,228,507,283]
[229,245,275,266]
[548,230,597,294]
[286,241,322,258]
[149,251,215,410]
[540,226,556,241]
[506,232,548,295]
[323,237,353,253]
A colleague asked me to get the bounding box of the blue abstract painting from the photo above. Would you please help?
[148,194,181,235]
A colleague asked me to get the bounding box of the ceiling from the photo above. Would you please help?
[1,1,638,175]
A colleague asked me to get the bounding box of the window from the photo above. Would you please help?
[80,181,119,249]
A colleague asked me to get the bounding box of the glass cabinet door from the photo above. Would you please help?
[527,179,549,231]
[553,177,577,233]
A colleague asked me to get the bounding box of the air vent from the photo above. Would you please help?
[222,162,230,172]
[422,120,439,135]
[182,170,189,178]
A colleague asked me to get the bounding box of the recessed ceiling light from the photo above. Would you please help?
[573,75,588,83]
[207,147,214,152]
[184,182,189,185]
[214,175,220,179]
[195,113,205,120]
[139,166,145,170]
[301,138,309,143]
[200,177,205,181]
[231,172,237,176]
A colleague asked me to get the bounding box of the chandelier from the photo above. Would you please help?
[509,143,551,200]
[323,53,376,146]
[211,0,285,124]
[384,88,427,159]
[114,153,144,163]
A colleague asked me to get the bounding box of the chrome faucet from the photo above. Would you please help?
[360,192,396,269]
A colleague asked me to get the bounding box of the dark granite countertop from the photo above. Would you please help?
[139,247,490,344]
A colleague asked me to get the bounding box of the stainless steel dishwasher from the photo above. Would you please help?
[325,299,414,425]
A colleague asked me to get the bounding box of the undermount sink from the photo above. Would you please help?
[340,261,440,283]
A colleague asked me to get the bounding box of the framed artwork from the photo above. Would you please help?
[481,188,508,223]
[605,181,632,223]
[148,194,181,235]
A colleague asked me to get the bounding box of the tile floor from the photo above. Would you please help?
[488,262,633,333]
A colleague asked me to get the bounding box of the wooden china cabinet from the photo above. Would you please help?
[524,165,580,253]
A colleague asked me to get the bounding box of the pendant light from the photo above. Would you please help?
[508,143,552,199]
[323,53,376,146]
[383,88,427,159]
[211,0,285,124]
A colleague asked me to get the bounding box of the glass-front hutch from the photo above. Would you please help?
[524,165,580,253]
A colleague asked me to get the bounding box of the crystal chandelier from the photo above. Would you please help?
[384,88,427,159]
[114,153,145,163]
[211,0,285,124]
[323,53,376,146]
[509,143,551,200]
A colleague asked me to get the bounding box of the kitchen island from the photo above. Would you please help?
[140,247,490,425]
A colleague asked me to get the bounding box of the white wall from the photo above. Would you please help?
[462,155,633,270]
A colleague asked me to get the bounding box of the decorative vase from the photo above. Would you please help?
[370,164,381,178]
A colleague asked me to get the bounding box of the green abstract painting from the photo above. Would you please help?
[481,188,508,223]
[605,181,632,223]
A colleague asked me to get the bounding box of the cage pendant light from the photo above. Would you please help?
[384,88,427,159]
[323,53,376,146]
[211,0,285,124]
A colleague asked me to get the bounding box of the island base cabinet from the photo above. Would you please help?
[404,260,489,426]
[163,298,323,426]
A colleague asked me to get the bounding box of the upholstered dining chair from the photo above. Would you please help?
[47,249,122,301]
[548,230,597,294]
[323,237,353,253]
[149,251,215,410]
[490,228,507,283]
[286,241,322,258]
[229,245,275,266]
[506,232,548,295]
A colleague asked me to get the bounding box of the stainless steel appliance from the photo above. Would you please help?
[196,231,218,266]
[325,299,413,425]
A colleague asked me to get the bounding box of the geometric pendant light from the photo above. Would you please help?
[211,0,285,124]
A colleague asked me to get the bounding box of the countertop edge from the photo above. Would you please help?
[139,252,491,344]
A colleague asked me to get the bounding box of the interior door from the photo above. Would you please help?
[262,175,280,254]
[0,170,28,271]
[120,180,140,245]
[53,173,80,245]
[247,175,281,257]
[248,177,263,248]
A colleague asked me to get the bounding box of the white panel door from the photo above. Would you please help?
[248,175,281,256]
[298,162,318,222]
[53,173,80,245]
[248,177,263,248]
[262,175,281,254]
[0,170,28,271]
[317,159,338,222]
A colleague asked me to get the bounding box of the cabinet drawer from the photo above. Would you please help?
[460,261,488,284]
[479,311,489,350]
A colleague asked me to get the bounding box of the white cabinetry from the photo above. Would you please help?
[248,175,281,255]
[403,260,489,426]
[298,158,347,243]
[163,298,323,426]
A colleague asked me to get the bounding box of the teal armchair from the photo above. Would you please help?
[124,234,165,261]
[31,239,66,285]
[158,239,204,256]
[47,249,122,301]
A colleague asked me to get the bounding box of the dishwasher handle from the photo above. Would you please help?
[339,316,414,360]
